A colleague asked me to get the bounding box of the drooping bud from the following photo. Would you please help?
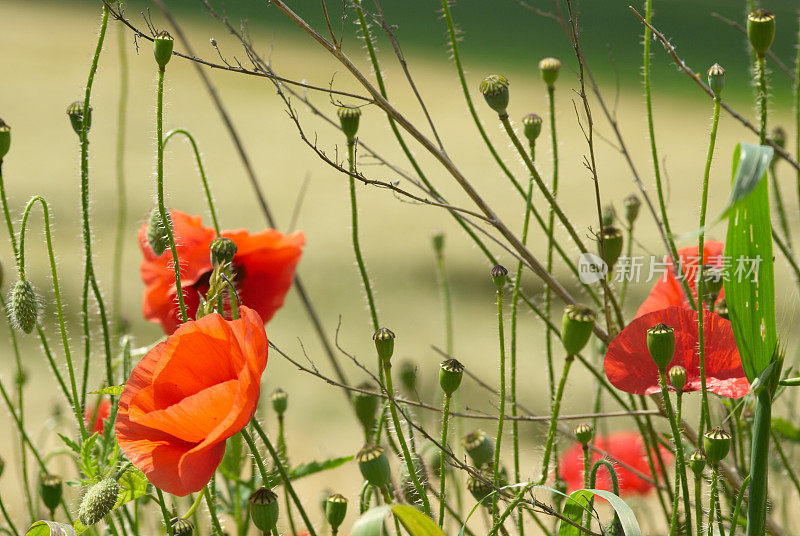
[707,63,726,97]
[702,267,724,304]
[399,360,417,394]
[747,10,776,58]
[490,264,508,290]
[146,207,172,256]
[325,493,348,531]
[623,194,641,225]
[431,229,445,254]
[467,468,494,506]
[67,101,92,136]
[668,365,687,393]
[337,106,362,143]
[561,304,596,356]
[373,327,395,363]
[703,427,732,464]
[399,454,429,505]
[574,424,594,446]
[39,474,63,513]
[646,323,675,371]
[352,381,379,431]
[539,58,562,87]
[439,359,464,395]
[522,113,543,145]
[479,75,510,115]
[78,478,120,525]
[171,518,195,536]
[600,226,623,269]
[249,488,279,533]
[10,279,38,334]
[601,205,616,227]
[154,30,175,68]
[271,388,288,416]
[463,430,494,467]
[357,444,391,488]
[771,126,787,150]
[0,119,10,160]
[210,237,237,267]
[689,449,706,476]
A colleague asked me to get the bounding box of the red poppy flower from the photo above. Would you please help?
[559,431,671,495]
[115,306,268,496]
[84,398,111,435]
[636,240,725,318]
[139,210,304,334]
[605,306,748,398]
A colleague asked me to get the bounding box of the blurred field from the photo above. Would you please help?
[1,0,799,532]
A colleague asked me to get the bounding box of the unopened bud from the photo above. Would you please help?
[602,205,616,227]
[154,30,175,68]
[10,279,38,334]
[463,430,494,467]
[337,106,361,142]
[574,424,594,446]
[79,478,119,525]
[479,75,510,115]
[703,267,724,303]
[325,493,348,531]
[352,381,379,431]
[399,360,417,394]
[431,229,445,254]
[249,488,279,532]
[39,474,63,513]
[668,365,687,392]
[715,297,729,319]
[747,10,776,58]
[561,304,596,356]
[0,119,10,160]
[67,101,92,136]
[171,518,194,536]
[689,449,706,476]
[600,226,623,269]
[707,63,726,97]
[623,194,641,225]
[356,444,391,488]
[146,207,172,256]
[271,388,288,415]
[703,427,732,464]
[539,57,562,87]
[439,359,464,395]
[646,323,675,371]
[373,327,395,363]
[490,264,508,290]
[210,237,237,267]
[522,113,543,145]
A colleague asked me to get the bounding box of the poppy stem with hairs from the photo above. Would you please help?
[155,487,175,536]
[438,391,451,528]
[493,280,507,526]
[538,354,574,486]
[657,370,692,536]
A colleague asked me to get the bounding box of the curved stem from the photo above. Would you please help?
[729,474,751,536]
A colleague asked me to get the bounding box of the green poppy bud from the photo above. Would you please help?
[689,449,706,476]
[479,75,510,115]
[79,478,119,526]
[467,468,494,506]
[39,474,63,513]
[463,430,494,467]
[646,323,675,371]
[0,119,10,160]
[399,360,417,394]
[210,237,237,267]
[601,205,616,227]
[600,226,623,269]
[171,518,194,536]
[154,30,175,68]
[561,304,596,356]
[10,279,38,334]
[707,63,726,97]
[439,358,464,395]
[271,388,288,415]
[522,113,543,145]
[352,381,379,431]
[337,106,361,143]
[715,297,728,319]
[771,126,786,150]
[399,454,429,505]
[249,488,279,533]
[325,493,348,531]
[747,10,776,58]
[703,427,732,464]
[574,424,594,446]
[146,207,172,256]
[67,101,92,136]
[357,444,391,488]
[623,194,641,225]
[702,267,724,305]
[373,327,395,363]
[490,264,508,290]
[431,229,445,254]
[668,365,687,392]
[539,57,562,87]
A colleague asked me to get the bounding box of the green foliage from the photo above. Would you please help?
[772,417,800,442]
[89,385,124,396]
[350,505,445,536]
[556,489,642,536]
[24,521,77,536]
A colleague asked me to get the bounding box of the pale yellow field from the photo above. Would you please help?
[0,0,798,533]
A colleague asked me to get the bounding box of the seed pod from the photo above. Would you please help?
[171,518,194,536]
[561,304,596,356]
[479,75,510,115]
[668,365,687,392]
[10,279,38,334]
[67,101,92,136]
[522,113,543,145]
[490,264,508,290]
[79,478,120,526]
[439,358,464,395]
[599,226,623,269]
[146,207,172,256]
[337,106,361,143]
[210,237,237,267]
[399,454,429,505]
[352,381,379,431]
[715,298,729,320]
[467,468,494,506]
[703,427,731,464]
[574,424,594,446]
[154,30,175,68]
[771,126,787,150]
[357,444,391,488]
[39,474,63,513]
[623,194,641,225]
[0,119,10,160]
[399,360,417,394]
[463,430,494,467]
[325,493,348,532]
[689,449,706,476]
[373,328,395,363]
[249,488,279,533]
[646,323,675,371]
[271,388,288,416]
[707,63,726,97]
[539,57,562,87]
[747,10,776,58]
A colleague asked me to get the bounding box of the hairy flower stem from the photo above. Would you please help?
[539,355,574,485]
[707,465,724,536]
[155,488,175,536]
[112,14,129,332]
[438,393,451,528]
[493,285,507,526]
[696,96,721,438]
[657,371,692,536]
[694,470,703,536]
[667,393,684,536]
[730,474,751,536]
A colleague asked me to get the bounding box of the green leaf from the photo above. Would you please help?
[557,489,642,536]
[89,385,125,396]
[723,142,778,382]
[115,467,149,507]
[351,505,391,536]
[57,434,80,454]
[79,433,100,479]
[288,455,353,481]
[772,417,800,442]
[25,521,77,536]
[391,505,445,536]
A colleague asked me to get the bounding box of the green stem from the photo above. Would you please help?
[730,474,751,536]
[538,355,574,485]
[668,394,683,536]
[708,466,722,536]
[434,245,454,357]
[155,487,175,536]
[493,286,506,526]
[772,430,800,498]
[694,470,703,536]
[206,478,225,536]
[112,13,129,331]
[757,56,768,145]
[438,393,451,528]
[746,389,771,536]
[182,489,205,520]
[658,371,692,536]
[0,491,19,536]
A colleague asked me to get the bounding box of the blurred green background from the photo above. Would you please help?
[1,0,799,532]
